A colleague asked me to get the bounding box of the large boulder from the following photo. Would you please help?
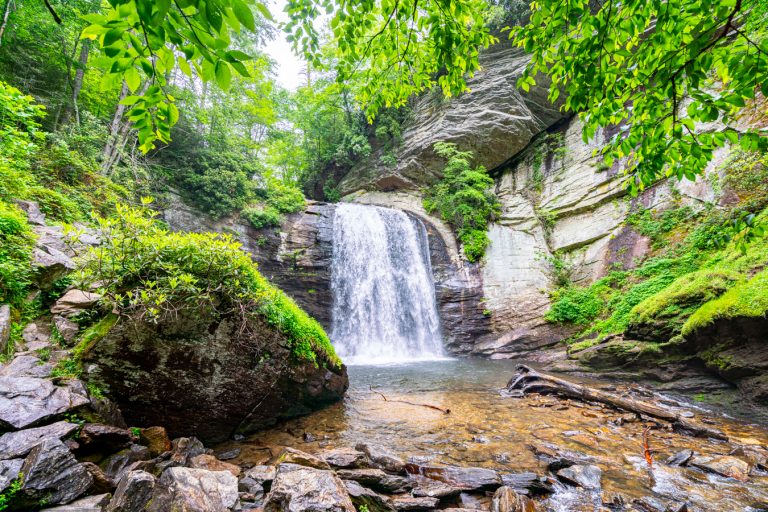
[16,438,93,508]
[82,311,348,443]
[107,470,156,512]
[264,463,355,512]
[0,376,89,429]
[147,467,238,512]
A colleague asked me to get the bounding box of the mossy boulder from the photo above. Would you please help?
[82,310,347,444]
[679,270,768,402]
[626,270,738,341]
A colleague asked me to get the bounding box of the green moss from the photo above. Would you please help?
[74,205,341,368]
[682,269,768,336]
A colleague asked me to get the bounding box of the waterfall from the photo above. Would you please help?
[330,203,444,365]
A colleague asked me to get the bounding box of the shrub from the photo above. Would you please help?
[545,284,609,325]
[424,142,501,262]
[0,202,34,307]
[74,203,340,367]
[264,181,305,214]
[242,206,282,230]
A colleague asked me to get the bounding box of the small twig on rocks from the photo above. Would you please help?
[369,385,450,414]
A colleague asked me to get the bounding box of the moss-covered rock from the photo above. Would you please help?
[626,270,738,341]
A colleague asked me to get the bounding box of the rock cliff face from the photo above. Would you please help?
[337,39,566,195]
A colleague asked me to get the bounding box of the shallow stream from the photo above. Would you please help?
[223,360,768,511]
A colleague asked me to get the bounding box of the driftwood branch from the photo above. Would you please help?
[370,386,450,414]
[507,365,726,440]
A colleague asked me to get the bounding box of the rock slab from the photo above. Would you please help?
[264,463,355,512]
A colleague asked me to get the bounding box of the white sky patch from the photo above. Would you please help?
[263,0,307,90]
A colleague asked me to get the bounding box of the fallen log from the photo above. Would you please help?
[507,365,727,440]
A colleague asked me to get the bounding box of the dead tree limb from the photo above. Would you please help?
[370,386,450,414]
[508,365,727,440]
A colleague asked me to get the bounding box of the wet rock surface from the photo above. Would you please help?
[264,463,356,512]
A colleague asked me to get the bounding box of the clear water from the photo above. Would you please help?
[225,360,768,511]
[330,203,444,365]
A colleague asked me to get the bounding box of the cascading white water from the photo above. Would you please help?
[330,203,444,365]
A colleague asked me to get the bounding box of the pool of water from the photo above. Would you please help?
[223,359,768,510]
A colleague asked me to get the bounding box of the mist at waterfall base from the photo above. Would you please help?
[330,203,449,365]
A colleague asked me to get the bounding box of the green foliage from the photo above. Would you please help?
[242,205,281,230]
[424,142,500,262]
[513,0,768,194]
[286,0,497,121]
[545,284,609,325]
[81,0,272,151]
[74,203,340,367]
[0,200,34,308]
[683,268,768,336]
[0,475,22,511]
[539,251,574,289]
[626,207,697,248]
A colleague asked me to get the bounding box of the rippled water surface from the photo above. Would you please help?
[226,360,768,510]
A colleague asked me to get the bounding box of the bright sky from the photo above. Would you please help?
[263,0,306,90]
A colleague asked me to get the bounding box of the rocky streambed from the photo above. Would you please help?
[215,360,768,511]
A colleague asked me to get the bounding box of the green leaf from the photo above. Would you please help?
[232,0,256,31]
[215,60,232,89]
[125,67,141,92]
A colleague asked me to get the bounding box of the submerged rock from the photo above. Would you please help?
[264,463,355,512]
[147,467,238,512]
[665,450,694,467]
[0,376,89,429]
[82,311,348,443]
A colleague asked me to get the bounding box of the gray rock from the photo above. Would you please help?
[216,448,241,461]
[0,305,10,355]
[410,476,462,498]
[147,467,238,512]
[54,315,80,345]
[689,455,750,481]
[42,493,111,511]
[238,476,264,496]
[77,423,133,454]
[0,420,79,459]
[665,450,694,467]
[18,438,93,507]
[169,436,207,465]
[405,463,501,491]
[0,355,53,378]
[264,463,355,512]
[32,245,75,290]
[0,458,23,493]
[243,465,276,486]
[344,479,395,512]
[500,471,553,495]
[320,447,368,469]
[490,486,536,512]
[107,470,156,512]
[0,376,89,429]
[22,323,48,345]
[51,289,102,318]
[100,445,152,482]
[355,442,405,473]
[556,464,602,490]
[391,496,440,511]
[274,446,331,469]
[336,468,411,493]
[16,200,46,225]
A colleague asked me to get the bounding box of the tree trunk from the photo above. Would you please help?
[102,80,150,174]
[0,0,13,46]
[70,40,90,125]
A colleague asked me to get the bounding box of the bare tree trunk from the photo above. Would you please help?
[70,40,90,125]
[0,0,13,46]
[102,80,149,174]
